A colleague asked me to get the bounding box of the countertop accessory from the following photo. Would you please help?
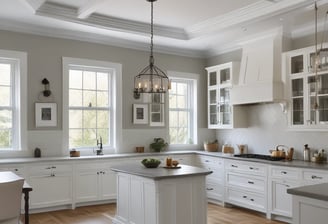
[34,147,41,158]
[133,0,170,99]
[222,144,234,154]
[203,140,218,152]
[237,144,247,154]
[70,149,80,157]
[304,144,310,161]
[141,158,161,168]
[135,146,144,153]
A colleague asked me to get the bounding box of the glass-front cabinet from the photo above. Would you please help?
[284,44,328,129]
[206,62,245,129]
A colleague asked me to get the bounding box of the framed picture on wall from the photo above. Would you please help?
[133,104,148,124]
[35,103,57,127]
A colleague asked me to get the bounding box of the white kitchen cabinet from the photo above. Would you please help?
[27,163,73,209]
[269,166,301,219]
[205,62,245,129]
[195,155,224,204]
[0,164,26,177]
[225,160,268,214]
[302,168,328,185]
[75,161,117,204]
[291,193,328,224]
[283,43,328,130]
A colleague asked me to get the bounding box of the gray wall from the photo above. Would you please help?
[0,30,214,157]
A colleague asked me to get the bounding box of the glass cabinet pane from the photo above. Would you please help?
[209,89,217,104]
[209,105,218,125]
[292,79,303,97]
[319,95,328,123]
[310,49,328,72]
[292,98,304,125]
[291,78,304,125]
[219,88,231,125]
[291,55,303,74]
[220,68,230,84]
[209,71,217,86]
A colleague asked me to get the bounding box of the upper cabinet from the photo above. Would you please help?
[283,44,328,130]
[206,62,246,129]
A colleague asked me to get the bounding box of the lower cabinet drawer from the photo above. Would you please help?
[206,181,224,201]
[226,173,265,192]
[303,170,328,183]
[225,188,266,212]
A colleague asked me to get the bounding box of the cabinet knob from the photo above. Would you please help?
[248,181,254,184]
[250,198,254,202]
[231,165,238,168]
[281,171,287,174]
[206,188,214,191]
[243,195,247,198]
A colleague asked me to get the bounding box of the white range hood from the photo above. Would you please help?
[231,30,289,105]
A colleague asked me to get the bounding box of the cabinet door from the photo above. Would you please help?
[208,88,218,127]
[271,179,298,217]
[100,169,116,200]
[29,174,72,208]
[75,170,99,202]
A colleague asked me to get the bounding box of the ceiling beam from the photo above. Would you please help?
[19,0,47,13]
[77,0,106,19]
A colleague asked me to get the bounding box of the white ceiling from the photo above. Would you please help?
[1,0,328,57]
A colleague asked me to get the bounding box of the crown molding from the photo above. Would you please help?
[36,2,188,40]
[0,20,205,58]
[185,0,315,38]
[19,0,46,13]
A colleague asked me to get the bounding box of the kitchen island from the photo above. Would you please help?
[287,183,328,224]
[111,163,212,224]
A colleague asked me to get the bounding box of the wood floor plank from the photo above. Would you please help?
[29,203,286,224]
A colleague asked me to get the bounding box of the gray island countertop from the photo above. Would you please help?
[287,183,328,202]
[111,164,212,180]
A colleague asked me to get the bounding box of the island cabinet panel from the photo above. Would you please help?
[27,163,73,209]
[113,169,208,224]
[292,195,328,224]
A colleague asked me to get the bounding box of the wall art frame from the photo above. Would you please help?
[35,102,57,127]
[133,104,148,124]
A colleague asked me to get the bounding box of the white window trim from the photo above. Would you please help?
[167,71,198,150]
[0,49,27,155]
[62,57,122,155]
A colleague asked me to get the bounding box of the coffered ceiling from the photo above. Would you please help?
[1,0,328,57]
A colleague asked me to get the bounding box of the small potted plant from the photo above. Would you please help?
[204,139,218,152]
[150,138,168,152]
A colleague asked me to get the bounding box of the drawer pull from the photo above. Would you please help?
[52,166,56,169]
[14,168,19,171]
[248,181,254,184]
[249,167,259,170]
[281,171,287,174]
[205,160,210,163]
[243,195,247,198]
[311,175,323,179]
[206,188,214,191]
[250,198,254,202]
[285,184,290,188]
[231,165,238,168]
[46,167,51,169]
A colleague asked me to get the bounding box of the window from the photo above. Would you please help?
[168,72,197,145]
[0,50,27,151]
[63,58,122,152]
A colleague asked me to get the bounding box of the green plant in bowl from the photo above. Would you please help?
[141,158,161,168]
[149,138,168,152]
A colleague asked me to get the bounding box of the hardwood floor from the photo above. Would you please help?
[29,203,286,224]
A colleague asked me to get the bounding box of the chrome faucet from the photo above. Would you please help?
[96,137,103,155]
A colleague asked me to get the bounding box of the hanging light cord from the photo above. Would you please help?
[314,2,319,111]
[149,1,154,66]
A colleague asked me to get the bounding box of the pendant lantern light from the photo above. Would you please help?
[133,0,170,99]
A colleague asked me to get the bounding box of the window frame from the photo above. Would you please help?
[167,71,198,148]
[0,49,27,154]
[62,57,122,154]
